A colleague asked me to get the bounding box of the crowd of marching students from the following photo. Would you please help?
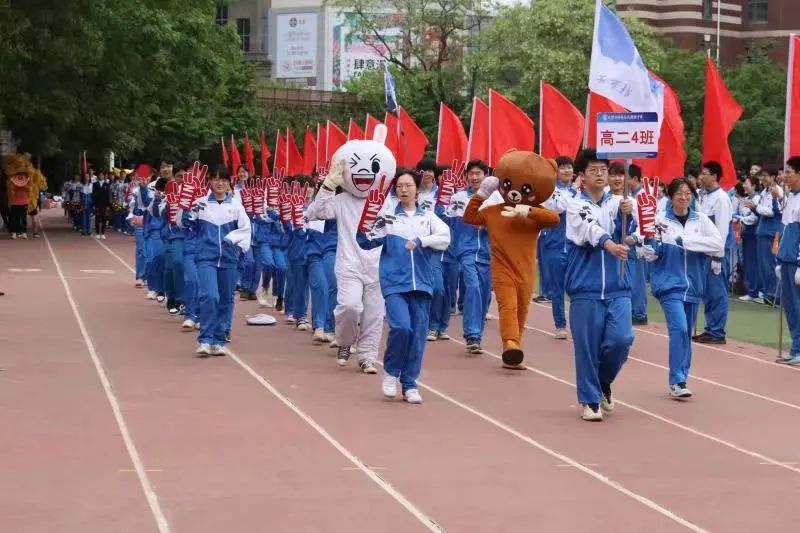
[103,151,800,421]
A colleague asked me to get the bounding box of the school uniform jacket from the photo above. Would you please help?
[182,192,251,268]
[755,185,784,238]
[777,191,800,266]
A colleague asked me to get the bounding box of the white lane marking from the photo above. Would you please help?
[448,338,800,477]
[97,236,445,533]
[374,360,707,533]
[80,269,115,274]
[224,349,446,533]
[42,228,170,533]
[489,313,800,413]
[7,268,42,272]
[528,301,799,372]
[759,462,798,466]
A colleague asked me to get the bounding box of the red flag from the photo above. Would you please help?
[384,112,400,158]
[81,151,88,175]
[273,131,287,176]
[221,137,229,169]
[260,132,271,177]
[326,121,347,163]
[348,118,365,141]
[365,114,382,140]
[397,107,429,167]
[785,34,800,160]
[230,135,242,174]
[489,89,535,167]
[302,127,317,175]
[636,74,686,183]
[286,129,304,176]
[436,102,467,168]
[244,133,256,176]
[539,82,584,160]
[584,92,626,149]
[702,56,742,190]
[316,123,327,171]
[467,97,489,163]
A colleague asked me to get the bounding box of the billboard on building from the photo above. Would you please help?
[330,10,404,91]
[275,13,318,78]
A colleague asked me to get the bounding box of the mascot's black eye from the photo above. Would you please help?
[502,179,512,190]
[371,160,380,173]
[521,184,532,195]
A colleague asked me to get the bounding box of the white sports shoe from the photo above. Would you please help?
[669,383,693,399]
[382,374,398,398]
[101,234,107,240]
[95,234,101,239]
[581,404,603,421]
[404,389,423,404]
[10,233,17,239]
[555,328,568,340]
[296,321,309,331]
[312,328,326,343]
[359,360,378,374]
[146,290,157,300]
[156,295,165,303]
[182,319,196,331]
[20,232,28,239]
[738,295,753,301]
[286,316,297,324]
[427,331,437,341]
[210,345,226,356]
[600,392,615,414]
[328,335,339,349]
[196,343,211,356]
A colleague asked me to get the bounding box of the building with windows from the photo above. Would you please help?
[616,0,800,67]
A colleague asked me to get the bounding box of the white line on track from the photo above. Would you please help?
[490,313,800,413]
[447,337,800,477]
[96,234,445,532]
[528,301,799,372]
[43,228,171,533]
[371,364,707,532]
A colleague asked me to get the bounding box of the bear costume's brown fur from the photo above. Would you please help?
[462,150,560,369]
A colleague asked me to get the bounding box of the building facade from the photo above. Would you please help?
[616,0,800,67]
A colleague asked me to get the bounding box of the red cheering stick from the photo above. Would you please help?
[452,159,468,191]
[278,181,292,222]
[637,176,660,237]
[240,181,254,214]
[178,173,198,209]
[267,168,284,209]
[357,173,390,233]
[437,168,457,207]
[253,178,266,215]
[165,180,180,225]
[290,182,308,227]
[316,163,329,186]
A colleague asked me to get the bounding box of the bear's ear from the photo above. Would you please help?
[546,158,558,173]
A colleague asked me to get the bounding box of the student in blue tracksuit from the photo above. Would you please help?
[184,167,251,356]
[251,205,274,304]
[265,206,289,312]
[755,168,784,306]
[643,178,723,398]
[357,169,450,404]
[626,165,649,325]
[565,149,637,421]
[443,160,496,354]
[540,156,577,339]
[157,170,185,315]
[143,179,167,302]
[179,201,200,331]
[79,175,93,236]
[693,161,733,344]
[285,185,311,330]
[306,203,338,343]
[735,176,762,302]
[127,179,148,287]
[775,157,800,365]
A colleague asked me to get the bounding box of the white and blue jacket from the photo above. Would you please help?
[643,208,724,303]
[565,191,638,301]
[698,186,732,253]
[540,182,578,253]
[777,191,800,266]
[443,189,501,265]
[356,203,450,297]
[734,193,760,238]
[180,192,251,269]
[755,185,784,238]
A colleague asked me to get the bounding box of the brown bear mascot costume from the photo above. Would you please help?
[463,150,559,369]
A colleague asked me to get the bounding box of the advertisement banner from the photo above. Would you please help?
[275,13,318,78]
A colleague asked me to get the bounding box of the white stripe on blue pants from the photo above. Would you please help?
[659,297,699,385]
[780,263,800,356]
[197,264,236,346]
[383,291,432,392]
[569,297,633,404]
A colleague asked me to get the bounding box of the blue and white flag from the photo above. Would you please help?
[384,63,398,113]
[589,0,663,119]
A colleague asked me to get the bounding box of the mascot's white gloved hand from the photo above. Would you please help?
[641,244,658,262]
[711,258,722,275]
[477,176,499,199]
[323,156,345,191]
[500,204,532,218]
[775,264,782,281]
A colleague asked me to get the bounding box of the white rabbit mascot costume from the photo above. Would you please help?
[307,125,397,372]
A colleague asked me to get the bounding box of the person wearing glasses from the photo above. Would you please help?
[692,161,733,344]
[642,178,723,398]
[565,149,637,421]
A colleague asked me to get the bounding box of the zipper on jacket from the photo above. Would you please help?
[410,246,417,291]
[600,249,606,300]
[217,225,222,268]
[683,243,690,301]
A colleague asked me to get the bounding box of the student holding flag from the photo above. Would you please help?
[775,157,800,365]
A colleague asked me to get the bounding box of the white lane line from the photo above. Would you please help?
[373,360,707,533]
[527,301,799,372]
[490,313,800,413]
[447,337,800,477]
[42,228,170,533]
[97,232,445,533]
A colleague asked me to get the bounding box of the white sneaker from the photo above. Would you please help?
[581,404,603,421]
[265,293,276,308]
[196,343,211,356]
[101,234,107,240]
[669,383,693,399]
[194,322,201,330]
[296,321,309,331]
[21,232,28,239]
[359,360,378,374]
[156,295,165,303]
[555,328,568,340]
[600,392,615,414]
[382,374,398,398]
[10,233,17,239]
[404,389,423,404]
[182,319,196,330]
[95,234,101,239]
[753,297,765,304]
[427,330,437,341]
[168,307,179,315]
[738,295,753,301]
[146,290,157,300]
[312,328,326,343]
[328,335,339,349]
[437,331,450,340]
[210,345,226,356]
[286,316,296,324]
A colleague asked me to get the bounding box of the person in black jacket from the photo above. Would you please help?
[92,172,112,238]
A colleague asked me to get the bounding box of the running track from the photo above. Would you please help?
[2,210,799,532]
